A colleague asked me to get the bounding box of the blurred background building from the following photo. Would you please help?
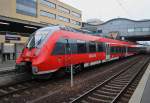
[82,18,150,41]
[0,0,82,62]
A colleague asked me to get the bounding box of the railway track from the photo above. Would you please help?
[0,79,34,98]
[70,56,150,103]
[0,56,139,99]
[0,55,146,102]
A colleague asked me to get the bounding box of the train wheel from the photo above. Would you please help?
[74,64,84,73]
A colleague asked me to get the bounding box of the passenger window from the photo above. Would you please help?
[69,39,77,54]
[52,38,67,55]
[97,42,103,52]
[89,42,96,53]
[77,40,87,53]
[111,47,115,53]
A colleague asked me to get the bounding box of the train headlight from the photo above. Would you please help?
[32,66,38,73]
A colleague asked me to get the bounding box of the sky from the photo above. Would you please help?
[60,0,150,22]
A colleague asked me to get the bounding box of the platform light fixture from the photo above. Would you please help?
[24,25,37,29]
[0,21,9,25]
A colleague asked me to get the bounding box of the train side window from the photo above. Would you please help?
[69,39,77,54]
[117,47,120,53]
[89,42,96,53]
[52,38,67,55]
[97,42,103,52]
[112,47,114,53]
[111,47,113,53]
[119,47,121,53]
[113,47,116,53]
[115,47,118,53]
[120,47,122,53]
[77,40,87,53]
[112,47,115,53]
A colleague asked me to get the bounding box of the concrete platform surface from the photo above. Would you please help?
[0,60,15,72]
[129,63,150,103]
[140,74,150,103]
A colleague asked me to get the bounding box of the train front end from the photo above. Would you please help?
[15,26,58,76]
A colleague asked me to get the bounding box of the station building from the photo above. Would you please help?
[82,18,150,41]
[0,0,82,43]
[0,0,82,62]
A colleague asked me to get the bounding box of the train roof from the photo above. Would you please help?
[42,26,137,47]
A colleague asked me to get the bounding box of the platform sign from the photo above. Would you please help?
[5,34,20,41]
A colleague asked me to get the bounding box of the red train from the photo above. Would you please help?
[16,26,139,77]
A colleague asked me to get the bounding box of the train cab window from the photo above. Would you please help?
[77,40,87,53]
[52,38,67,55]
[89,42,96,53]
[69,39,77,54]
[97,42,103,52]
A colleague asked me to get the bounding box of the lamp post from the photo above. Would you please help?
[66,39,74,87]
[69,43,74,87]
[71,63,73,87]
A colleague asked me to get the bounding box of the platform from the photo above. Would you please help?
[0,60,15,73]
[129,63,150,103]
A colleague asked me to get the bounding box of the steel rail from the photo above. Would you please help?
[70,56,148,103]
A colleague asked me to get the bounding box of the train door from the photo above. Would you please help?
[105,43,110,60]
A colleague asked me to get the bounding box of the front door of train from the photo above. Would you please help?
[105,43,110,60]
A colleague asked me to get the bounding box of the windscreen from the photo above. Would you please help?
[26,26,59,49]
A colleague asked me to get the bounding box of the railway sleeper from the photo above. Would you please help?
[112,79,130,82]
[81,100,90,103]
[104,84,123,90]
[107,83,125,87]
[117,75,131,79]
[114,78,131,81]
[87,96,111,103]
[96,90,118,96]
[101,87,121,93]
[0,89,8,94]
[108,81,127,85]
[92,92,115,100]
[8,87,18,91]
[110,80,129,84]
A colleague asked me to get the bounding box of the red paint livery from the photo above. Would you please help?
[16,26,139,76]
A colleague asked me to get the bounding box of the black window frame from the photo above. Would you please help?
[52,38,67,55]
[77,40,87,54]
[97,42,104,52]
[89,41,96,53]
